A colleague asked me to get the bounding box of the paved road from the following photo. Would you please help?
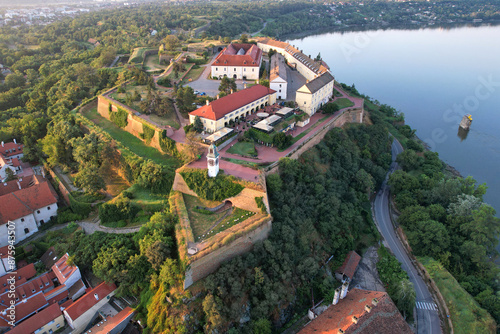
[373,139,442,334]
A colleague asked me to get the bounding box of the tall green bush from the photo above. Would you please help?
[142,123,155,144]
[110,106,129,128]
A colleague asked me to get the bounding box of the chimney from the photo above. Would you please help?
[13,139,16,144]
[16,181,21,190]
[206,100,209,106]
[365,305,372,313]
[307,309,316,320]
[340,282,349,299]
[352,316,359,324]
[94,293,99,301]
[230,89,233,94]
[372,298,379,306]
[332,287,341,305]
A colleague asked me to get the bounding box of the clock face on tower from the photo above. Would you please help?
[208,159,215,167]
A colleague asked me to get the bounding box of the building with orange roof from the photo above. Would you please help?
[211,43,262,80]
[0,175,44,197]
[270,53,288,100]
[189,84,276,133]
[0,291,48,329]
[85,306,135,334]
[51,253,81,289]
[0,181,58,247]
[299,288,412,334]
[7,303,65,334]
[335,250,361,282]
[0,140,24,182]
[0,263,36,290]
[63,282,117,333]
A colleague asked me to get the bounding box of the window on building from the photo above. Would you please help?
[40,220,44,224]
[279,90,281,92]
[216,67,218,71]
[24,228,29,234]
[304,101,306,104]
[56,324,60,329]
[244,68,246,71]
[37,210,40,214]
[252,69,254,72]
[279,84,282,87]
[49,330,53,334]
[234,68,236,71]
[47,207,50,210]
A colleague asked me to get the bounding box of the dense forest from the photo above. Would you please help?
[389,143,500,325]
[1,0,500,333]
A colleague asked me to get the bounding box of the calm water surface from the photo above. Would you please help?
[289,25,500,213]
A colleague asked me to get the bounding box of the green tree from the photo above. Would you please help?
[4,168,16,182]
[252,318,272,334]
[218,76,237,95]
[240,34,249,43]
[394,279,416,319]
[163,35,180,51]
[203,294,224,333]
[73,164,106,195]
[193,116,204,133]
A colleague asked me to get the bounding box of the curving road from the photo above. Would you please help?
[373,139,442,334]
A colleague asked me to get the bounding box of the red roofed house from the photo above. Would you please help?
[0,181,58,247]
[299,288,412,334]
[0,246,15,277]
[189,84,276,133]
[0,140,24,182]
[7,303,65,334]
[335,250,361,283]
[63,282,117,333]
[51,253,82,290]
[0,291,48,329]
[85,306,135,334]
[211,43,262,80]
[0,263,36,291]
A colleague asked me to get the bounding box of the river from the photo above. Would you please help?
[289,25,500,214]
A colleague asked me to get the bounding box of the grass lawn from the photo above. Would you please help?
[211,207,254,236]
[180,66,205,85]
[129,47,156,64]
[221,157,262,169]
[183,193,226,240]
[127,184,169,211]
[419,257,496,334]
[144,54,167,71]
[227,141,257,157]
[148,113,180,130]
[81,108,181,168]
[334,98,355,109]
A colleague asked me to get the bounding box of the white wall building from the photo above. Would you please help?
[211,43,262,80]
[270,53,288,100]
[0,181,58,247]
[295,72,335,116]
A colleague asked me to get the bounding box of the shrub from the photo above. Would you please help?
[180,169,244,201]
[157,77,172,87]
[110,106,129,128]
[141,123,155,144]
[159,130,178,157]
[57,208,84,224]
[255,197,267,214]
[99,196,138,223]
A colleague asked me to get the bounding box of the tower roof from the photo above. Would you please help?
[207,143,219,159]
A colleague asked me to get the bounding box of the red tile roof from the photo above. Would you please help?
[0,175,43,196]
[64,282,116,321]
[0,272,54,302]
[86,307,135,334]
[299,289,412,334]
[0,263,36,288]
[0,291,48,327]
[189,85,276,121]
[44,284,68,304]
[213,43,262,67]
[51,253,78,285]
[336,251,361,280]
[0,181,58,225]
[0,142,23,158]
[7,303,62,334]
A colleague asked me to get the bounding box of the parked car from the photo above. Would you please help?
[194,90,200,95]
[200,92,206,96]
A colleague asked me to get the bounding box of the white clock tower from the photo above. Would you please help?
[207,143,219,178]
